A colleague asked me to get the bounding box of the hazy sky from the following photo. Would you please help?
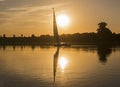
[0,0,120,36]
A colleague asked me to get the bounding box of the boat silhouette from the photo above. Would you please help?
[52,8,71,47]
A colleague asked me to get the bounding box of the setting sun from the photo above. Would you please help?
[57,14,70,27]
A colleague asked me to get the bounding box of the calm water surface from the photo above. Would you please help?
[0,45,120,87]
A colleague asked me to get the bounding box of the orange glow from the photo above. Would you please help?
[59,57,68,72]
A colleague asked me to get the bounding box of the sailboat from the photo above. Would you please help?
[52,8,71,47]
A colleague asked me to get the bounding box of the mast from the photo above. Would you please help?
[53,8,60,44]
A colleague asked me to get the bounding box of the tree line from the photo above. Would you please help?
[0,22,120,45]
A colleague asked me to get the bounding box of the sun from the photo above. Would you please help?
[57,14,70,27]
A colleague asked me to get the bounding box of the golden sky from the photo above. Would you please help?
[0,0,120,36]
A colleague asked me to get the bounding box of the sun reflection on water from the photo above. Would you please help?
[59,57,68,72]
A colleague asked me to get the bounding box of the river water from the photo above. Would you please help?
[0,45,120,87]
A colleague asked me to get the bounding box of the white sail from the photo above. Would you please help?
[53,8,60,44]
[52,8,71,47]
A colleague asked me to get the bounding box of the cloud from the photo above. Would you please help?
[8,2,68,12]
[0,2,69,24]
[0,0,71,35]
[0,0,4,1]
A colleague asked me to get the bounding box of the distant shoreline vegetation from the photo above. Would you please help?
[0,22,120,46]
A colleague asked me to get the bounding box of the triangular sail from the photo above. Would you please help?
[53,8,60,44]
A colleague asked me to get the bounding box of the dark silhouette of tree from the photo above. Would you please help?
[21,34,23,37]
[97,22,112,35]
[13,34,15,38]
[97,46,112,64]
[3,34,6,38]
[1,22,120,46]
[97,22,112,42]
[31,34,36,38]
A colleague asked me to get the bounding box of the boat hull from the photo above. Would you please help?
[54,43,71,47]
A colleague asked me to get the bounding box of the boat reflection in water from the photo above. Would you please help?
[53,47,59,82]
[53,47,68,82]
[1,46,120,87]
